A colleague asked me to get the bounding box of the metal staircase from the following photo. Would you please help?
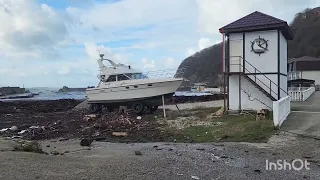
[226,56,288,101]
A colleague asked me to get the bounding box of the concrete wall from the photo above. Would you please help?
[229,75,273,110]
[301,71,320,85]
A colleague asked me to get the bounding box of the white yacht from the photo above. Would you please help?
[86,54,184,114]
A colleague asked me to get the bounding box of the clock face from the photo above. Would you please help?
[251,36,268,56]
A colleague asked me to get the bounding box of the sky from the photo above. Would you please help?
[0,0,318,88]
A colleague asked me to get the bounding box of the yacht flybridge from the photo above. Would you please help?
[86,54,184,114]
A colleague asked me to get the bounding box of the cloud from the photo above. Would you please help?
[198,38,215,50]
[142,58,156,70]
[0,0,70,59]
[186,37,215,56]
[196,0,319,35]
[84,42,128,64]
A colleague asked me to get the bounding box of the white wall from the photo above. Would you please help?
[229,33,243,72]
[244,30,278,73]
[229,75,240,110]
[279,32,288,98]
[280,75,287,98]
[279,32,287,75]
[246,74,278,99]
[229,75,273,110]
[302,71,320,85]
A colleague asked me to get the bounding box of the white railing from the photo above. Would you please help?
[288,71,301,80]
[143,68,186,79]
[273,96,291,128]
[288,87,315,101]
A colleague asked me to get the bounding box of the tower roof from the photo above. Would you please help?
[219,11,293,40]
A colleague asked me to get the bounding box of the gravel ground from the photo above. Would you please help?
[0,132,320,180]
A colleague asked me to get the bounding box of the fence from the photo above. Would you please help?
[273,96,291,128]
[288,87,316,101]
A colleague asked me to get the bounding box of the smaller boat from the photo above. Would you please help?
[86,54,185,114]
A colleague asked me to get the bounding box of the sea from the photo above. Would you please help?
[1,87,86,101]
[1,87,212,101]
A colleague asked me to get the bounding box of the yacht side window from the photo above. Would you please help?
[117,74,130,81]
[106,75,116,82]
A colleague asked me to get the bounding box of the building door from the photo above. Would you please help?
[229,39,243,72]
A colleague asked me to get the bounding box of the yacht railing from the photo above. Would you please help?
[143,68,186,79]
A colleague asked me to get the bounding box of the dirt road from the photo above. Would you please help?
[1,133,320,180]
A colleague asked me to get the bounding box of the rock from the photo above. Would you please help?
[196,148,205,151]
[94,137,107,141]
[135,151,142,155]
[191,175,200,180]
[136,116,142,120]
[80,138,93,146]
[168,148,173,151]
[221,155,228,158]
[155,148,163,150]
[153,145,158,148]
[254,169,261,173]
[112,132,128,137]
[64,151,70,153]
[59,138,69,141]
[10,126,18,131]
[50,151,60,155]
[46,145,50,147]
[302,155,312,159]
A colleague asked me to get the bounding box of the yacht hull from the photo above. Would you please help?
[86,79,183,106]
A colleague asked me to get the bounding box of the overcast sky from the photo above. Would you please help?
[0,0,318,87]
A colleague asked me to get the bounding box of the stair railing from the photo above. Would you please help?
[226,56,288,99]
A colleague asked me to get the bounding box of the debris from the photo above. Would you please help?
[135,151,142,155]
[58,138,69,141]
[168,148,173,151]
[155,148,163,150]
[18,130,27,134]
[214,106,224,116]
[221,155,228,158]
[191,175,200,180]
[196,148,205,151]
[0,128,8,133]
[153,145,158,148]
[112,132,128,137]
[46,145,50,147]
[83,114,98,121]
[80,138,93,146]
